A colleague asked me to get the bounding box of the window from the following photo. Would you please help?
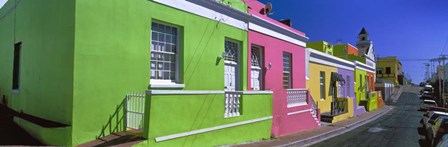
[337,82,343,97]
[378,70,383,74]
[386,67,391,74]
[365,76,369,92]
[283,52,292,89]
[359,74,363,91]
[346,76,351,97]
[224,39,240,91]
[251,46,263,90]
[320,71,326,100]
[150,22,179,83]
[362,37,366,40]
[12,42,21,90]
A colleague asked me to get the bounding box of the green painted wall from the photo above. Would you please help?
[141,93,272,146]
[220,0,248,12]
[366,91,378,111]
[354,69,367,105]
[0,1,75,145]
[14,117,71,146]
[333,44,346,58]
[72,1,248,145]
[0,0,257,146]
[306,41,334,55]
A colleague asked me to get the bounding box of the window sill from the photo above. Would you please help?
[12,89,20,94]
[150,83,185,89]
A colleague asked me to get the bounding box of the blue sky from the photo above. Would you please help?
[259,0,448,83]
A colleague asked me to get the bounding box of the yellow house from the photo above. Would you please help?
[306,48,356,123]
[307,60,338,113]
[376,56,403,85]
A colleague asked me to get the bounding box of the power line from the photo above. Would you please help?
[441,35,448,54]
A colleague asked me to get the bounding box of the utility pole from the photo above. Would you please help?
[425,63,430,81]
[442,55,447,107]
[431,55,448,107]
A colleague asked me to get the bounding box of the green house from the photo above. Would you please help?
[0,0,273,146]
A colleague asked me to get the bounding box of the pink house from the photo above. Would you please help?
[244,1,321,137]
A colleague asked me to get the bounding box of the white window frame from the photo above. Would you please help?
[305,48,310,80]
[150,21,183,88]
[251,45,263,91]
[320,71,326,100]
[283,52,292,89]
[224,39,241,91]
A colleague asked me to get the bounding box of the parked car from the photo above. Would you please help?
[425,107,448,116]
[421,82,427,87]
[421,100,438,111]
[426,116,448,147]
[419,111,448,135]
[421,91,434,100]
[421,85,434,94]
[436,134,448,147]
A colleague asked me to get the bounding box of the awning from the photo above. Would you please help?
[331,72,346,85]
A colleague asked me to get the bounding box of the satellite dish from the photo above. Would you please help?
[265,2,272,15]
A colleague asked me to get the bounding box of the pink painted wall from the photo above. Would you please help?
[245,0,319,137]
[248,31,319,137]
[243,0,306,37]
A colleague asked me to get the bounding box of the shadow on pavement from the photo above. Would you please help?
[0,104,43,146]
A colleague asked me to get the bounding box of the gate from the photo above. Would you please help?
[125,92,145,130]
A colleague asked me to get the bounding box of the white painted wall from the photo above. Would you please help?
[0,0,6,9]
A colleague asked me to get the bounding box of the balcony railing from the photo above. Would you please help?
[287,89,308,107]
[224,91,241,118]
[331,98,348,115]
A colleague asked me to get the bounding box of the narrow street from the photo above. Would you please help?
[312,86,423,147]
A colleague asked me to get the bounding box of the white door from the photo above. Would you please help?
[251,46,263,90]
[224,40,239,91]
[225,61,237,91]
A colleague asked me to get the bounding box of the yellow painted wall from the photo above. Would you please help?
[307,62,338,113]
[377,57,400,85]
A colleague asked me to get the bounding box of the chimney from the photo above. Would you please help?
[279,19,292,27]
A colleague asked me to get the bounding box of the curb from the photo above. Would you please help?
[391,86,403,103]
[278,106,394,147]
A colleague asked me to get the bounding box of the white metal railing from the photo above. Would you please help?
[311,98,318,118]
[125,92,145,130]
[224,91,241,118]
[287,89,308,107]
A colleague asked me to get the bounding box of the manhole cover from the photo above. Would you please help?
[368,127,385,133]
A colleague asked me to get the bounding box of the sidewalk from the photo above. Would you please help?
[234,105,394,147]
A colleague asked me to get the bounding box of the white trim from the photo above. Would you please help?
[153,0,247,30]
[355,61,375,73]
[287,103,307,108]
[12,89,20,94]
[287,109,312,116]
[249,22,306,47]
[150,83,185,88]
[310,57,354,71]
[310,49,355,66]
[148,90,224,95]
[241,91,273,95]
[155,116,273,142]
[251,15,309,39]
